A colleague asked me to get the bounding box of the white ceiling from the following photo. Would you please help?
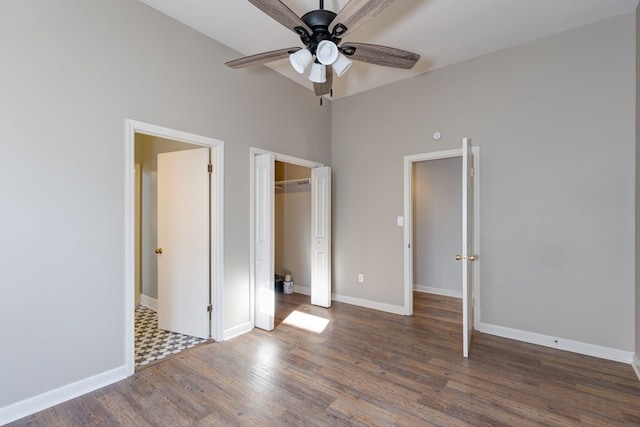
[139,0,638,100]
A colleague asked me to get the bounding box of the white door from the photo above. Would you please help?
[310,167,332,308]
[254,153,275,331]
[157,148,210,339]
[461,138,475,358]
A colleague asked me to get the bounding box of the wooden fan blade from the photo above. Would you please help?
[342,42,420,69]
[313,65,333,96]
[248,0,311,34]
[225,47,300,69]
[332,0,395,37]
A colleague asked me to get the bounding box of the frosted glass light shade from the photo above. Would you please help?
[289,49,312,74]
[333,53,352,77]
[308,62,326,83]
[316,40,339,65]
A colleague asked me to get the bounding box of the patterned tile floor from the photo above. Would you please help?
[135,304,207,368]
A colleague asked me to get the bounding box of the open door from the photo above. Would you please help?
[157,147,210,339]
[461,138,475,358]
[311,166,331,308]
[254,153,275,330]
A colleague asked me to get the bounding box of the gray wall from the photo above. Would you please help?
[413,157,462,295]
[0,0,330,409]
[332,13,636,352]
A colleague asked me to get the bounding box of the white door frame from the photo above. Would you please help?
[249,148,324,327]
[403,147,480,325]
[124,119,224,376]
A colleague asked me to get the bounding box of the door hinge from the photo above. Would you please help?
[470,167,475,177]
[207,304,212,313]
[208,164,213,174]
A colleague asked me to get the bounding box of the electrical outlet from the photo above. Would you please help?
[358,274,364,283]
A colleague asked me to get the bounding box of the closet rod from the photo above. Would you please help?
[275,178,310,185]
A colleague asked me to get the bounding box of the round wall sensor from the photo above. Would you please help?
[432,131,442,141]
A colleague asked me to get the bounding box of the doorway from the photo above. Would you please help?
[134,136,208,368]
[403,141,479,357]
[124,120,224,376]
[412,157,463,299]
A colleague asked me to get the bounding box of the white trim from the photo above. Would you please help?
[403,147,480,322]
[249,147,324,329]
[478,322,634,364]
[125,119,225,377]
[332,293,405,315]
[293,285,311,296]
[210,142,225,342]
[0,366,127,426]
[632,354,640,381]
[140,294,158,311]
[251,147,324,170]
[472,148,480,328]
[414,285,462,299]
[223,321,254,341]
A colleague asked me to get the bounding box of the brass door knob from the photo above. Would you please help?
[455,254,463,261]
[468,255,476,261]
[155,248,163,254]
[456,254,477,261]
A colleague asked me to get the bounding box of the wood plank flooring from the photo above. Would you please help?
[10,292,640,426]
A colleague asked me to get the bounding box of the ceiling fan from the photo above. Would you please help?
[225,0,421,98]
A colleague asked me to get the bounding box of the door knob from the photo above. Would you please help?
[468,255,476,261]
[155,248,163,254]
[455,254,463,261]
[456,254,477,261]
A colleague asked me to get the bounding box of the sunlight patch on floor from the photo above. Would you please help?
[283,310,329,333]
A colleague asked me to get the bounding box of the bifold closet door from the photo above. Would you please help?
[254,153,275,330]
[311,166,331,308]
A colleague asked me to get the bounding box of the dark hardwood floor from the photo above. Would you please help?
[10,292,640,426]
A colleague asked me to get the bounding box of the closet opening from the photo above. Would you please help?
[274,161,312,327]
[251,148,331,332]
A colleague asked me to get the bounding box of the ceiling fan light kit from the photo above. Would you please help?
[289,48,313,73]
[308,62,327,83]
[333,53,352,77]
[226,0,420,98]
[316,40,339,65]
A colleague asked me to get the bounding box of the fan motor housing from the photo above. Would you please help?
[297,10,340,51]
[301,9,335,32]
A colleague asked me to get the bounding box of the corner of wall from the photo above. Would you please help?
[635,2,640,366]
[633,354,640,380]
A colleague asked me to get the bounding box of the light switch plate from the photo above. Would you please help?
[397,216,404,226]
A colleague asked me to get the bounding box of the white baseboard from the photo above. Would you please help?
[223,321,253,341]
[293,285,310,296]
[331,293,405,315]
[478,322,633,364]
[633,354,640,381]
[414,285,462,299]
[0,365,128,426]
[140,294,157,311]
